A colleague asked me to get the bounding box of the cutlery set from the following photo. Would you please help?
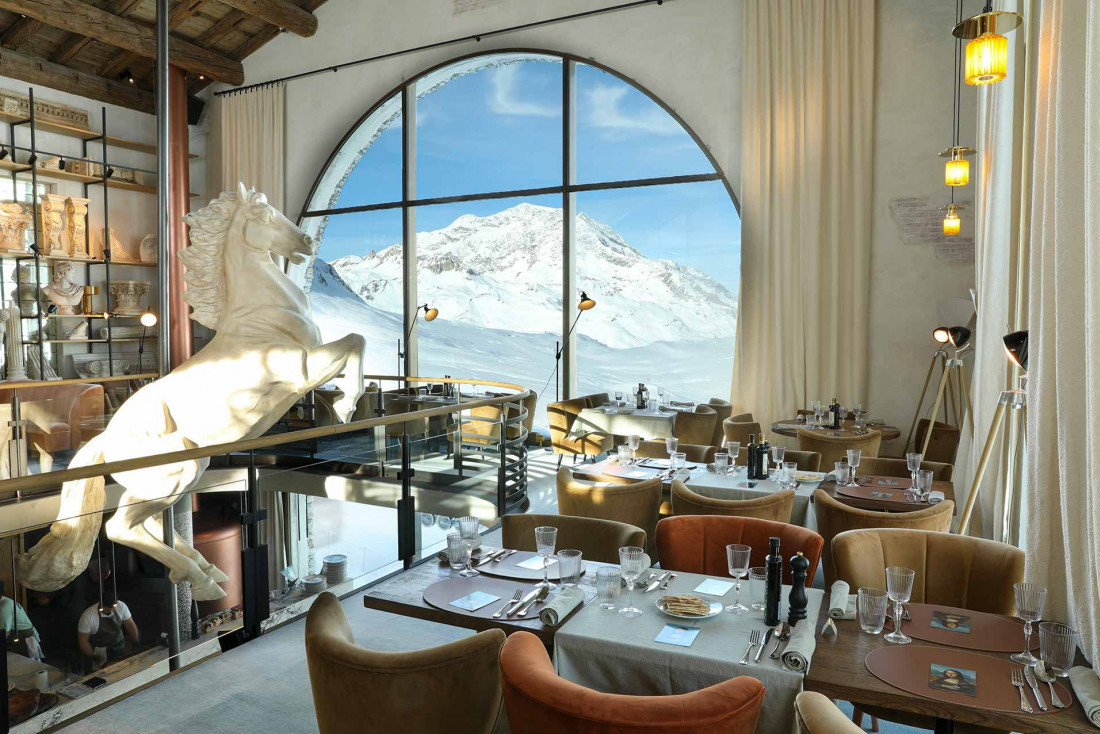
[493,586,550,618]
[475,548,517,567]
[1012,664,1067,712]
[738,624,788,665]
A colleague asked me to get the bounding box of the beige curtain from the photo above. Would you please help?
[1022,0,1100,666]
[732,0,875,428]
[220,84,285,211]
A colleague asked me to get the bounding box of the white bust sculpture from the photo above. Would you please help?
[42,261,83,315]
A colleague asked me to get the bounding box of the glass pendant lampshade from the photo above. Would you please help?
[965,33,1008,85]
[945,155,969,186]
[943,209,961,236]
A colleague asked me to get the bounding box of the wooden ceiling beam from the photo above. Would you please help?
[214,0,316,38]
[0,0,245,84]
[51,0,142,65]
[99,0,216,84]
[192,8,248,48]
[0,42,155,113]
[0,16,41,48]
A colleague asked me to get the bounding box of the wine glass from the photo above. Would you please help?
[1012,582,1047,665]
[814,404,826,430]
[884,566,915,644]
[627,434,641,464]
[770,445,786,478]
[726,442,741,472]
[853,411,866,433]
[725,544,752,614]
[618,546,646,618]
[906,452,923,486]
[456,516,480,578]
[657,385,666,405]
[614,390,623,408]
[846,449,862,486]
[665,436,679,457]
[534,526,558,590]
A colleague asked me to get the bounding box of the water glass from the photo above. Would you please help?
[616,444,631,465]
[1039,622,1078,677]
[834,461,851,486]
[1012,582,1047,665]
[596,567,621,609]
[725,543,752,614]
[884,566,915,644]
[846,449,862,486]
[726,442,740,470]
[628,434,641,463]
[748,567,767,611]
[445,532,465,571]
[557,549,583,588]
[782,461,798,489]
[853,411,866,432]
[858,587,889,634]
[534,526,558,590]
[915,469,934,501]
[614,390,623,407]
[671,452,687,478]
[714,452,729,475]
[666,436,679,456]
[618,546,646,618]
[647,398,658,411]
[457,516,480,578]
[906,452,923,486]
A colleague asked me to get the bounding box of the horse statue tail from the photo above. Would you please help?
[17,436,108,592]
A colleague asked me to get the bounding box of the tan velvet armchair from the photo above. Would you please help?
[502,513,646,564]
[305,592,505,734]
[722,418,762,446]
[856,456,953,482]
[671,480,795,523]
[636,440,715,463]
[673,404,717,445]
[730,447,821,472]
[547,397,609,466]
[794,692,864,733]
[706,397,734,447]
[796,427,881,470]
[556,467,662,556]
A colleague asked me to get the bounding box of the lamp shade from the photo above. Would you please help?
[945,157,969,186]
[1003,330,1028,371]
[933,327,951,344]
[140,310,158,328]
[424,306,438,322]
[947,326,972,349]
[943,211,961,236]
[965,32,1008,85]
[578,291,596,311]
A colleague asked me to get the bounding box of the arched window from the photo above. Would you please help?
[299,52,740,428]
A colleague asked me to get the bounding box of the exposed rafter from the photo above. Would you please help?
[100,0,216,83]
[51,0,143,65]
[0,15,40,47]
[0,43,156,113]
[215,0,316,38]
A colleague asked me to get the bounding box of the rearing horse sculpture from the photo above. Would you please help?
[18,183,366,600]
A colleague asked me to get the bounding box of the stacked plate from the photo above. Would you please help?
[302,575,327,595]
[322,554,348,585]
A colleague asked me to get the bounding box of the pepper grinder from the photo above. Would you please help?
[787,551,809,627]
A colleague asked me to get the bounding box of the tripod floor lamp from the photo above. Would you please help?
[905,326,975,456]
[957,330,1028,538]
[397,304,438,381]
[548,292,596,402]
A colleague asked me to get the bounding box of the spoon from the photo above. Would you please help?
[769,622,788,658]
[516,586,551,617]
[1035,662,1068,708]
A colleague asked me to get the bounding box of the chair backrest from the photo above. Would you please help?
[723,418,763,446]
[636,440,715,463]
[727,448,820,472]
[831,528,1023,614]
[499,631,765,734]
[730,412,754,423]
[706,398,734,447]
[502,513,646,564]
[556,468,662,555]
[456,405,504,446]
[547,398,586,447]
[382,396,430,437]
[509,390,538,439]
[796,428,881,469]
[812,489,954,587]
[581,392,610,409]
[916,419,961,464]
[794,692,865,733]
[673,404,718,446]
[655,515,823,585]
[670,481,795,523]
[857,456,953,481]
[305,592,504,734]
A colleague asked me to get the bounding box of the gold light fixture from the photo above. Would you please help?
[953,3,1022,86]
[578,291,596,311]
[941,146,975,186]
[424,305,438,321]
[941,204,964,236]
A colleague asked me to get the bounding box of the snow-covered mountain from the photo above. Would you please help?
[324,203,737,350]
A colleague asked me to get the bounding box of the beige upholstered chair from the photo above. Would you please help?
[507,390,538,443]
[547,398,609,467]
[730,412,754,423]
[581,392,610,409]
[636,440,715,463]
[722,418,762,446]
[672,404,717,446]
[794,692,864,733]
[502,513,646,564]
[796,427,881,470]
[730,448,821,472]
[556,467,662,555]
[813,489,953,587]
[382,393,430,441]
[705,398,733,447]
[670,480,795,523]
[916,418,961,464]
[857,456,953,481]
[305,592,504,734]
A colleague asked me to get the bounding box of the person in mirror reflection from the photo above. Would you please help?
[77,587,139,671]
[1,595,44,661]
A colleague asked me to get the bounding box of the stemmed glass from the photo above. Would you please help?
[614,391,623,408]
[627,434,641,464]
[726,442,741,472]
[618,546,646,618]
[456,516,481,578]
[884,566,915,644]
[846,449,862,486]
[657,385,666,405]
[814,404,826,429]
[534,526,558,590]
[853,411,866,433]
[906,452,923,486]
[665,436,679,457]
[1012,582,1047,665]
[725,544,752,614]
[770,445,786,478]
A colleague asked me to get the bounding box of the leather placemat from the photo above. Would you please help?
[476,551,587,582]
[836,484,919,504]
[422,577,547,622]
[866,645,1071,714]
[858,475,914,490]
[894,603,1039,652]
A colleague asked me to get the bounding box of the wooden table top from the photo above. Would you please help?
[805,606,1096,733]
[771,419,902,441]
[816,476,957,515]
[363,550,606,647]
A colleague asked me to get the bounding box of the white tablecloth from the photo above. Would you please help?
[570,407,675,440]
[685,471,821,530]
[555,571,824,734]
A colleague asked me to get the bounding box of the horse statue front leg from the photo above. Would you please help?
[305,333,366,423]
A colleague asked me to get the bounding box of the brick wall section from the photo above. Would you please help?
[888,196,975,264]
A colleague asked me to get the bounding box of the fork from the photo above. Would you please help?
[1012,667,1035,713]
[492,590,523,619]
[739,629,762,665]
[660,573,677,590]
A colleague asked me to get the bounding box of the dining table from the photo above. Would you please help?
[770,418,902,442]
[569,404,689,441]
[816,475,958,515]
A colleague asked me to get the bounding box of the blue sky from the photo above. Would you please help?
[314,58,741,292]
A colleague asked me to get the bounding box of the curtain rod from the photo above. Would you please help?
[215,0,665,97]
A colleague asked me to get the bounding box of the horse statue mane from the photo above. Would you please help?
[180,190,255,330]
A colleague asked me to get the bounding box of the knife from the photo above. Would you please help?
[475,549,506,567]
[1024,664,1048,711]
[755,628,774,662]
[645,571,671,592]
[505,588,539,617]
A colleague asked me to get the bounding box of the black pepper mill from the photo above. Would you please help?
[764,537,783,626]
[787,551,809,627]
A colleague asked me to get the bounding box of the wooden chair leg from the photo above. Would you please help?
[851,705,863,728]
[556,454,563,469]
[870,716,879,732]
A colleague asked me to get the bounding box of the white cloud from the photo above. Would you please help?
[487,65,559,117]
[584,84,683,137]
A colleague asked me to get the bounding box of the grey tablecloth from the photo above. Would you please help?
[554,571,824,734]
[685,471,821,531]
[570,407,675,440]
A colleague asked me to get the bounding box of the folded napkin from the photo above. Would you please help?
[539,587,585,626]
[1070,666,1100,727]
[669,400,695,407]
[928,490,945,504]
[829,581,856,620]
[782,617,817,673]
[658,405,677,413]
[436,547,483,565]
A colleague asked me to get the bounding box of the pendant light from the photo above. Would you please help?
[953,2,1022,86]
[941,204,964,236]
[941,1,975,188]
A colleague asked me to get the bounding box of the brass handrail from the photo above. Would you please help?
[1,373,159,389]
[0,376,531,494]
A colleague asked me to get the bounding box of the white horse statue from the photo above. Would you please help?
[17,183,366,600]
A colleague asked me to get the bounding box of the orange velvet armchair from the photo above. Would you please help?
[655,515,823,586]
[499,631,764,733]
